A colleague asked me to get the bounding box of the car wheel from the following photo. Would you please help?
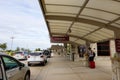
[24,73,30,80]
[42,62,45,66]
[45,60,47,63]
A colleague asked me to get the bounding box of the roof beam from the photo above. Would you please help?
[75,17,120,41]
[45,1,120,23]
[46,15,120,31]
[38,0,47,13]
[112,0,120,2]
[46,4,120,16]
[66,0,89,34]
[47,15,119,42]
[107,17,120,25]
[94,38,114,43]
[81,17,120,38]
[46,21,52,37]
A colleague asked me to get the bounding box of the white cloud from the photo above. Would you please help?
[0,0,51,50]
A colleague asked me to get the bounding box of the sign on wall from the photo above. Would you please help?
[51,36,69,43]
[115,39,120,53]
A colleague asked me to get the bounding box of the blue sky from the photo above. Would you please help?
[0,0,51,50]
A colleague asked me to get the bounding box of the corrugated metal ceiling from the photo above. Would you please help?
[39,0,120,45]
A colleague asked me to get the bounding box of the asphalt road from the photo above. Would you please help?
[20,59,50,80]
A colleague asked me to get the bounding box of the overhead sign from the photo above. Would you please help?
[115,39,120,53]
[51,36,69,42]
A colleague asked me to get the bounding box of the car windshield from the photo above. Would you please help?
[44,51,50,55]
[15,52,23,54]
[30,53,42,56]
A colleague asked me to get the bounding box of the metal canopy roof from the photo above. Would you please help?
[39,0,120,45]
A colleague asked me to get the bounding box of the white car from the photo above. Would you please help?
[0,52,30,80]
[13,51,28,60]
[27,52,47,66]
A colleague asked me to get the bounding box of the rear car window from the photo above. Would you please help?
[44,51,50,55]
[30,53,42,56]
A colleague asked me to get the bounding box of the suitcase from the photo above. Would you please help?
[89,61,95,68]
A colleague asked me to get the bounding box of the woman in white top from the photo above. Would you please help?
[88,47,95,61]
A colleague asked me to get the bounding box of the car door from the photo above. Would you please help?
[0,57,7,80]
[0,61,3,80]
[2,56,23,80]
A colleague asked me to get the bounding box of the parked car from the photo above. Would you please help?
[27,52,47,66]
[13,51,29,60]
[43,50,51,58]
[0,52,30,80]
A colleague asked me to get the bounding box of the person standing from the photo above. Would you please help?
[88,47,95,61]
[88,47,95,68]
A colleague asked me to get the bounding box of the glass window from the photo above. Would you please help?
[44,51,50,55]
[2,56,19,71]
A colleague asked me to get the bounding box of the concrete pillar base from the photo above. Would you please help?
[111,58,120,80]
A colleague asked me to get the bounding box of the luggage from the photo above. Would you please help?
[89,61,95,68]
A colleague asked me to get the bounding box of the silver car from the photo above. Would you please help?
[0,53,30,80]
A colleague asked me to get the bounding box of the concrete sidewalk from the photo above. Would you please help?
[37,53,112,80]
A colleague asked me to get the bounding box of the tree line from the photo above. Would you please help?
[0,43,42,56]
[0,43,7,51]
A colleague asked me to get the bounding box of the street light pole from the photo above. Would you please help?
[11,36,14,50]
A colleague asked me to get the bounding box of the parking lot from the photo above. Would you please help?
[20,53,112,80]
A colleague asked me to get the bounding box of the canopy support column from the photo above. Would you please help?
[111,31,120,80]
